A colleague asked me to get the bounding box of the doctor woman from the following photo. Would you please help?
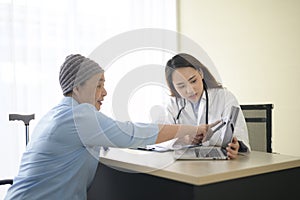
[160,53,250,159]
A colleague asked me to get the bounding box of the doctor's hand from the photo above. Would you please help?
[191,120,221,145]
[175,123,210,145]
[201,120,222,143]
[226,136,240,159]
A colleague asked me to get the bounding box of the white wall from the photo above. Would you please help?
[178,0,300,156]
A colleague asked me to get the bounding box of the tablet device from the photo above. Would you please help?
[174,105,240,160]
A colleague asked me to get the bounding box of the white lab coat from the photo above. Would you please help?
[155,88,250,151]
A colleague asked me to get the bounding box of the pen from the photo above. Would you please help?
[137,147,155,151]
[212,121,226,133]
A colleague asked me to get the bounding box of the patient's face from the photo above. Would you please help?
[74,73,107,110]
[172,67,204,103]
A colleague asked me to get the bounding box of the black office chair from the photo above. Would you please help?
[240,104,273,153]
[0,114,35,186]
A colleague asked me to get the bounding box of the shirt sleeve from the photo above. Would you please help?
[73,103,159,148]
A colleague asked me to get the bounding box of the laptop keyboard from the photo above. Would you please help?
[194,148,221,158]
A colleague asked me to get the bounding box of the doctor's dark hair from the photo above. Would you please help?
[165,53,222,97]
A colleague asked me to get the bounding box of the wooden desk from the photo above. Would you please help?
[87,148,300,200]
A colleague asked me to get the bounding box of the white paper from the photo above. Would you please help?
[145,138,203,152]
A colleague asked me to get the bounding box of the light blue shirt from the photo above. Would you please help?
[5,97,159,200]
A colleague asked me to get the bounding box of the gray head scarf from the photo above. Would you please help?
[59,54,104,95]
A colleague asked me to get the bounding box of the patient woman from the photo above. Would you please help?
[156,53,250,159]
[4,54,217,200]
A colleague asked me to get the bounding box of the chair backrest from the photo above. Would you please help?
[240,104,273,153]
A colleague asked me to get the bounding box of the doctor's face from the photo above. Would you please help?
[172,67,204,103]
[73,73,107,111]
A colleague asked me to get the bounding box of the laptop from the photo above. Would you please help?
[174,105,240,160]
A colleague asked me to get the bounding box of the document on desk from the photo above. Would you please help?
[142,138,178,152]
[138,138,203,152]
